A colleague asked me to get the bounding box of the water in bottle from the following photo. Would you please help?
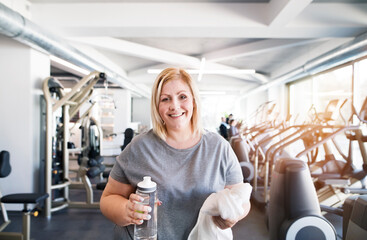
[134,176,157,240]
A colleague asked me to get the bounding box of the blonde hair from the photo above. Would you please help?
[151,67,203,140]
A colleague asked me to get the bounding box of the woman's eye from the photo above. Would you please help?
[161,97,169,102]
[180,95,187,100]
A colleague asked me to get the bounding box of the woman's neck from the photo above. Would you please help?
[165,128,201,149]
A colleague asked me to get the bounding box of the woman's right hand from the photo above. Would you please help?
[100,178,153,227]
[126,193,152,225]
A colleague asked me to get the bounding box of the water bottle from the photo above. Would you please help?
[134,176,157,240]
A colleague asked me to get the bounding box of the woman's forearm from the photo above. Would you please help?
[100,193,130,226]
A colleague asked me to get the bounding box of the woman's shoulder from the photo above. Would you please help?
[202,129,229,144]
[121,129,160,155]
[203,129,219,136]
[131,129,156,144]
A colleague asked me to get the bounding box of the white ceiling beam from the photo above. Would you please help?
[31,2,265,34]
[30,2,367,38]
[69,42,129,79]
[54,26,367,39]
[66,42,152,98]
[267,0,312,27]
[68,37,266,83]
[203,38,327,63]
[69,37,202,69]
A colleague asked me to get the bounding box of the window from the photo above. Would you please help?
[289,79,313,124]
[355,58,367,110]
[313,65,353,124]
[289,64,353,125]
[288,58,366,167]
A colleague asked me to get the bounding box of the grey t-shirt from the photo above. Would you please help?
[110,129,243,240]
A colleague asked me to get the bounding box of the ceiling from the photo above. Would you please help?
[23,0,367,98]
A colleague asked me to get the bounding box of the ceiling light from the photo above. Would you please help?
[197,57,206,82]
[50,55,90,76]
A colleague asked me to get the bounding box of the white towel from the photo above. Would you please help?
[188,183,252,240]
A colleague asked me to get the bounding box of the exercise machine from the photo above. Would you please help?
[42,71,106,218]
[341,97,367,194]
[69,112,105,208]
[268,158,336,240]
[0,150,49,240]
[230,136,254,182]
[342,194,367,239]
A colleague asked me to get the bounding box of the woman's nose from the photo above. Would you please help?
[169,99,179,110]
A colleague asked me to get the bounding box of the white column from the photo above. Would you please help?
[0,36,50,210]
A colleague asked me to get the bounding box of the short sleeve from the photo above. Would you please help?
[109,146,130,184]
[225,143,243,185]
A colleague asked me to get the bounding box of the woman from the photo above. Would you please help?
[228,119,239,139]
[100,68,251,240]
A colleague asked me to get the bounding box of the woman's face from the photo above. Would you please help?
[158,78,194,133]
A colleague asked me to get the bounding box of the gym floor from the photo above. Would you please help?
[1,192,343,240]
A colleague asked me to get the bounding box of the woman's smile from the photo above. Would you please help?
[169,112,185,118]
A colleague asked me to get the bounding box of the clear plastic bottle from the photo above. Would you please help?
[134,176,157,240]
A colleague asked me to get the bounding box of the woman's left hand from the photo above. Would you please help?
[212,216,237,230]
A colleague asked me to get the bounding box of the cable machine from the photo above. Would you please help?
[42,71,106,218]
